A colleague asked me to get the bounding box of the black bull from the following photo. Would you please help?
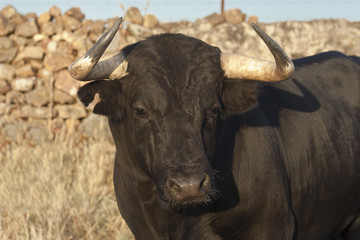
[69,19,360,239]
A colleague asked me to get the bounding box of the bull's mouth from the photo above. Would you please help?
[167,191,214,207]
[158,190,215,211]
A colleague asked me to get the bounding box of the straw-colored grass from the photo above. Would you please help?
[0,123,134,240]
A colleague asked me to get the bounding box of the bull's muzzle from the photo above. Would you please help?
[164,173,213,206]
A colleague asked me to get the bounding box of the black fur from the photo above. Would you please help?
[77,31,360,240]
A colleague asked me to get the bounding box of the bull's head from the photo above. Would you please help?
[69,18,294,210]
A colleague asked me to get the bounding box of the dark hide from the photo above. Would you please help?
[78,30,360,240]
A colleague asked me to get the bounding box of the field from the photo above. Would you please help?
[0,123,134,240]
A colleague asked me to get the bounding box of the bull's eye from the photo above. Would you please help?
[211,106,222,116]
[204,103,223,129]
[210,103,223,117]
[133,107,149,119]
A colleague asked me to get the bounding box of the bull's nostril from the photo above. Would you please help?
[200,174,211,192]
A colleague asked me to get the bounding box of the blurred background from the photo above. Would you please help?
[5,0,360,22]
[1,1,360,240]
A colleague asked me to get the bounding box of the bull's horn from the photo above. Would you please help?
[221,23,294,82]
[68,18,128,81]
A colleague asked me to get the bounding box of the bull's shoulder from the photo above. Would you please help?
[287,51,360,109]
[291,51,360,85]
[246,51,360,129]
[293,51,360,67]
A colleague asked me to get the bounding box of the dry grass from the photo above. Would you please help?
[0,123,134,240]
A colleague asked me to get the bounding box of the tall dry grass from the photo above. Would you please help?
[0,120,134,240]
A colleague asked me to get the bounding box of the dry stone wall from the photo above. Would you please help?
[1,5,359,146]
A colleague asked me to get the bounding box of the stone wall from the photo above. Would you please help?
[1,5,359,145]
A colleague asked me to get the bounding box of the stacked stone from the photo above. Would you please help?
[0,5,359,145]
[0,5,124,144]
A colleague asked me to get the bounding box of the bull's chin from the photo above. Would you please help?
[157,194,214,212]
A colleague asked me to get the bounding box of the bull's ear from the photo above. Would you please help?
[221,80,258,114]
[77,80,123,116]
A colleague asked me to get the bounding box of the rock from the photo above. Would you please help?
[26,87,50,107]
[0,16,16,36]
[46,40,58,52]
[77,19,92,35]
[143,14,158,29]
[5,90,25,104]
[37,69,53,83]
[0,64,15,81]
[15,19,39,37]
[49,6,61,18]
[0,47,17,63]
[12,15,27,26]
[107,18,121,28]
[80,20,104,40]
[0,36,14,49]
[127,24,152,38]
[54,70,79,96]
[61,15,81,31]
[88,31,100,43]
[59,30,77,43]
[37,12,51,25]
[58,40,75,56]
[224,8,246,24]
[1,6,25,25]
[53,17,64,33]
[25,13,37,20]
[0,79,11,94]
[0,5,17,19]
[44,51,74,72]
[125,7,143,25]
[12,77,36,92]
[29,60,43,71]
[33,33,47,42]
[14,46,44,62]
[204,12,225,26]
[65,7,85,22]
[0,36,17,63]
[0,102,7,115]
[72,35,92,52]
[55,104,87,119]
[89,20,105,34]
[54,89,76,104]
[15,64,34,77]
[8,34,27,49]
[79,113,113,141]
[41,21,57,36]
[196,20,212,32]
[248,15,259,24]
[60,31,88,50]
[12,105,54,118]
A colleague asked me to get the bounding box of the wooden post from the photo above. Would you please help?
[221,0,225,14]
